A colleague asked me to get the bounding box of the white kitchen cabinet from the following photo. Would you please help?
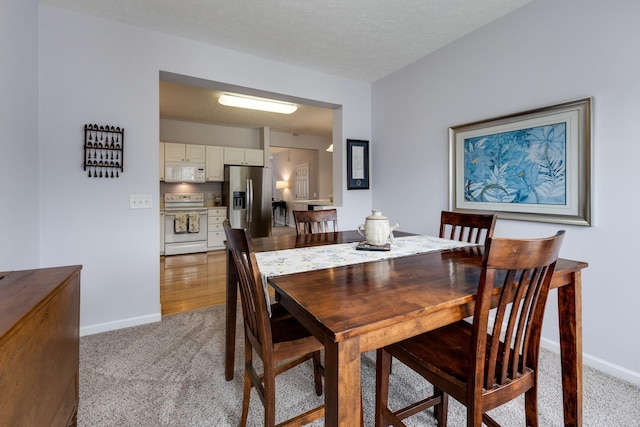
[207,207,227,250]
[164,142,206,163]
[164,142,184,162]
[186,144,206,162]
[223,147,245,165]
[159,142,165,181]
[244,148,264,166]
[206,146,224,181]
[224,147,264,166]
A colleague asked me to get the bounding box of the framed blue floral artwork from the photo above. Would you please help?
[449,97,592,226]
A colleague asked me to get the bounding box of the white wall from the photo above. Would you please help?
[36,4,372,335]
[160,119,260,148]
[0,0,39,270]
[372,0,640,383]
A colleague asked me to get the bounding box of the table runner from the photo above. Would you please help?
[256,234,475,279]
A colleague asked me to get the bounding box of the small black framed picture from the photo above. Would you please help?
[347,139,369,190]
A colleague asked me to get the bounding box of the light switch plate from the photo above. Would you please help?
[130,194,152,209]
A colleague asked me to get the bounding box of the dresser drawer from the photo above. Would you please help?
[51,375,78,427]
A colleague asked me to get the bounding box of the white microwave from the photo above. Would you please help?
[164,162,206,183]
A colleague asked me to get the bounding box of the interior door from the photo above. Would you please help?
[295,163,309,199]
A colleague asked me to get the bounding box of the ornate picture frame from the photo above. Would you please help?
[449,97,592,226]
[347,139,369,190]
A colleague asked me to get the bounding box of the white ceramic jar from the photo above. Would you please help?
[357,210,399,246]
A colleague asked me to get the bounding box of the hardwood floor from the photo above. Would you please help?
[160,225,296,316]
[160,251,227,315]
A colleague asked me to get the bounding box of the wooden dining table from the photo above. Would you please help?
[224,230,588,426]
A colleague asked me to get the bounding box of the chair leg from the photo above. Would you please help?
[468,404,483,427]
[433,387,448,427]
[312,351,323,396]
[260,365,277,427]
[524,386,539,427]
[375,348,393,427]
[240,363,251,427]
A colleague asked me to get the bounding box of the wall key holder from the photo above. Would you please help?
[84,124,124,178]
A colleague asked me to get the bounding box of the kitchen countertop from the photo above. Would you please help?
[292,199,333,206]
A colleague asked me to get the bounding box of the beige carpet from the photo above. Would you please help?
[79,304,640,426]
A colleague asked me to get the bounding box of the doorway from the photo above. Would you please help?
[159,72,338,315]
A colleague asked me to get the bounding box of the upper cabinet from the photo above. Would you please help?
[164,142,206,163]
[160,143,265,182]
[224,147,264,166]
[206,146,224,182]
[244,149,264,166]
[186,144,206,162]
[223,147,244,165]
[164,142,184,162]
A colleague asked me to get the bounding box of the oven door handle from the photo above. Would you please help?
[164,209,208,216]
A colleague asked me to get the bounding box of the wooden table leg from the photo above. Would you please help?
[272,205,276,226]
[225,247,238,381]
[557,271,583,426]
[324,338,362,426]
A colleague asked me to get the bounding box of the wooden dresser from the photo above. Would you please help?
[0,265,81,427]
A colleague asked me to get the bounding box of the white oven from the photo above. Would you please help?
[163,193,208,255]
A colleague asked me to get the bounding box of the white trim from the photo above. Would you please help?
[80,312,161,337]
[541,338,640,387]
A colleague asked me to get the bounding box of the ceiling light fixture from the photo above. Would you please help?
[218,93,297,114]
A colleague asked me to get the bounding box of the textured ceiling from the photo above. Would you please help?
[40,0,534,137]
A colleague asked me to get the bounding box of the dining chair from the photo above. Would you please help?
[223,221,325,426]
[439,210,497,245]
[293,209,338,235]
[375,230,565,427]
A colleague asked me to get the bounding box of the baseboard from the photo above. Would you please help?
[490,314,640,387]
[541,338,640,387]
[80,312,162,337]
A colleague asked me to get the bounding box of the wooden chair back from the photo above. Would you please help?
[293,209,338,235]
[375,230,565,427]
[475,230,565,393]
[223,220,325,426]
[439,210,497,244]
[223,220,272,365]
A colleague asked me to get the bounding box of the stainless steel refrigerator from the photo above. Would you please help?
[223,166,272,237]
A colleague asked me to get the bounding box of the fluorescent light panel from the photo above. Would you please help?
[218,93,297,114]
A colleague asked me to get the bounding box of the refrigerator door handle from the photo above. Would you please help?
[246,178,253,223]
